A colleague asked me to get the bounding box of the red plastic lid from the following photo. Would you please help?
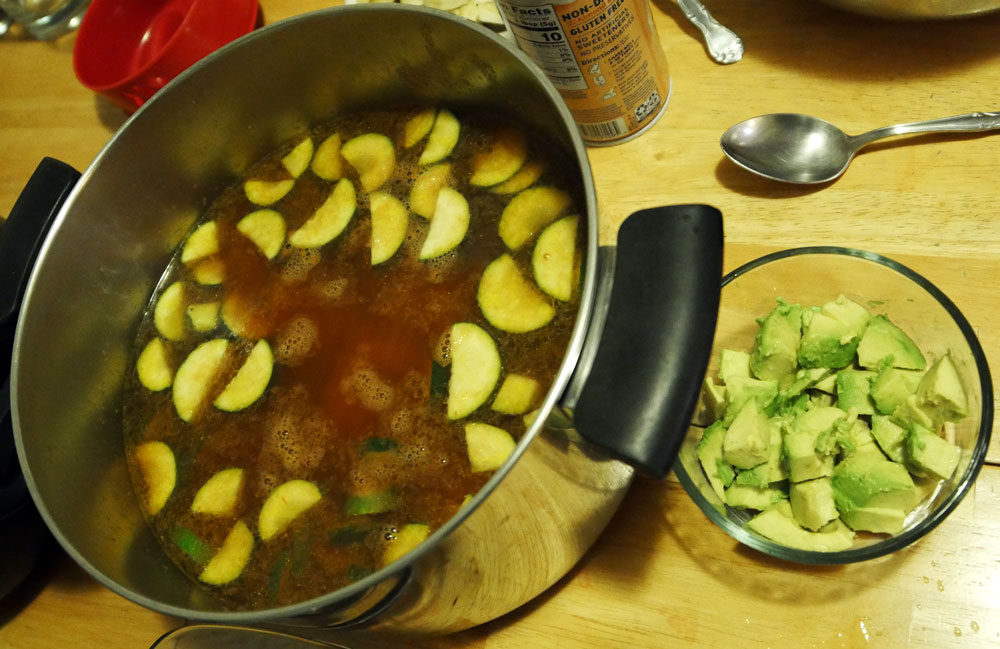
[73,0,261,112]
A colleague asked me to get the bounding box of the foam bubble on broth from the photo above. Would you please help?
[345,364,395,412]
[274,316,319,366]
[279,247,321,284]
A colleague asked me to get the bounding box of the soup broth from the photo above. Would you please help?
[123,107,585,609]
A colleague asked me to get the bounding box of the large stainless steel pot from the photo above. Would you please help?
[7,5,722,642]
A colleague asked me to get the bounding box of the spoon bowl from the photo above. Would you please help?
[720,111,1000,184]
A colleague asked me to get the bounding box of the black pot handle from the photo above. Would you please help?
[1,157,81,328]
[573,204,722,478]
[2,157,81,519]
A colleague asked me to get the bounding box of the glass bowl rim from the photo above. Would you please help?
[674,246,995,565]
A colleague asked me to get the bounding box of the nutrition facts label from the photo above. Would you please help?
[497,0,670,144]
[497,2,587,91]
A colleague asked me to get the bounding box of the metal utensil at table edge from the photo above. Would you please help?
[675,0,744,64]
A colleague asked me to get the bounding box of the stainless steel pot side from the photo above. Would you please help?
[10,6,722,641]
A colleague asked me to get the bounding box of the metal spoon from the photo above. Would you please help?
[675,0,744,64]
[720,111,1000,184]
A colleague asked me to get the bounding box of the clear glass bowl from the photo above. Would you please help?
[673,247,993,564]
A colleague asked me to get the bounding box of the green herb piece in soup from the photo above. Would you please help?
[347,564,374,582]
[345,489,397,516]
[329,525,372,546]
[170,526,213,565]
[361,437,400,454]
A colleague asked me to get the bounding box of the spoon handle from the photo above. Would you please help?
[852,111,1000,147]
[675,0,744,65]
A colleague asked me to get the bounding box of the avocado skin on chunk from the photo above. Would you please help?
[857,314,926,370]
[750,301,802,387]
[725,483,786,510]
[696,421,735,501]
[723,400,772,469]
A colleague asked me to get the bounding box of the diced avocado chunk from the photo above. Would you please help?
[734,462,771,488]
[746,500,855,552]
[749,300,802,386]
[784,430,835,484]
[832,453,917,530]
[696,422,734,501]
[725,483,786,510]
[718,348,751,385]
[870,365,923,415]
[822,294,872,336]
[790,477,839,531]
[699,377,728,424]
[915,353,968,427]
[834,417,880,459]
[722,400,771,469]
[784,406,846,482]
[766,421,788,482]
[723,376,779,424]
[779,367,831,402]
[839,505,908,535]
[871,414,907,464]
[798,296,870,369]
[891,394,935,431]
[856,314,926,370]
[812,371,838,394]
[835,370,876,416]
[907,423,961,480]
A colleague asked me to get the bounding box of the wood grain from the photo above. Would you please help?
[2,0,999,647]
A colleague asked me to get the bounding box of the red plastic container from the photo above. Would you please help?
[73,0,261,112]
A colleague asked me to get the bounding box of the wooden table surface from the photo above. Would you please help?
[2,1,1000,648]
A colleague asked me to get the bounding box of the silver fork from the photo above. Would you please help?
[675,0,744,64]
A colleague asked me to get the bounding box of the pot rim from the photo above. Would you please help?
[12,4,601,624]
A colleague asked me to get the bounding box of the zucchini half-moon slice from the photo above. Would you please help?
[199,520,254,585]
[447,322,501,420]
[477,254,555,333]
[259,480,322,541]
[214,339,274,412]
